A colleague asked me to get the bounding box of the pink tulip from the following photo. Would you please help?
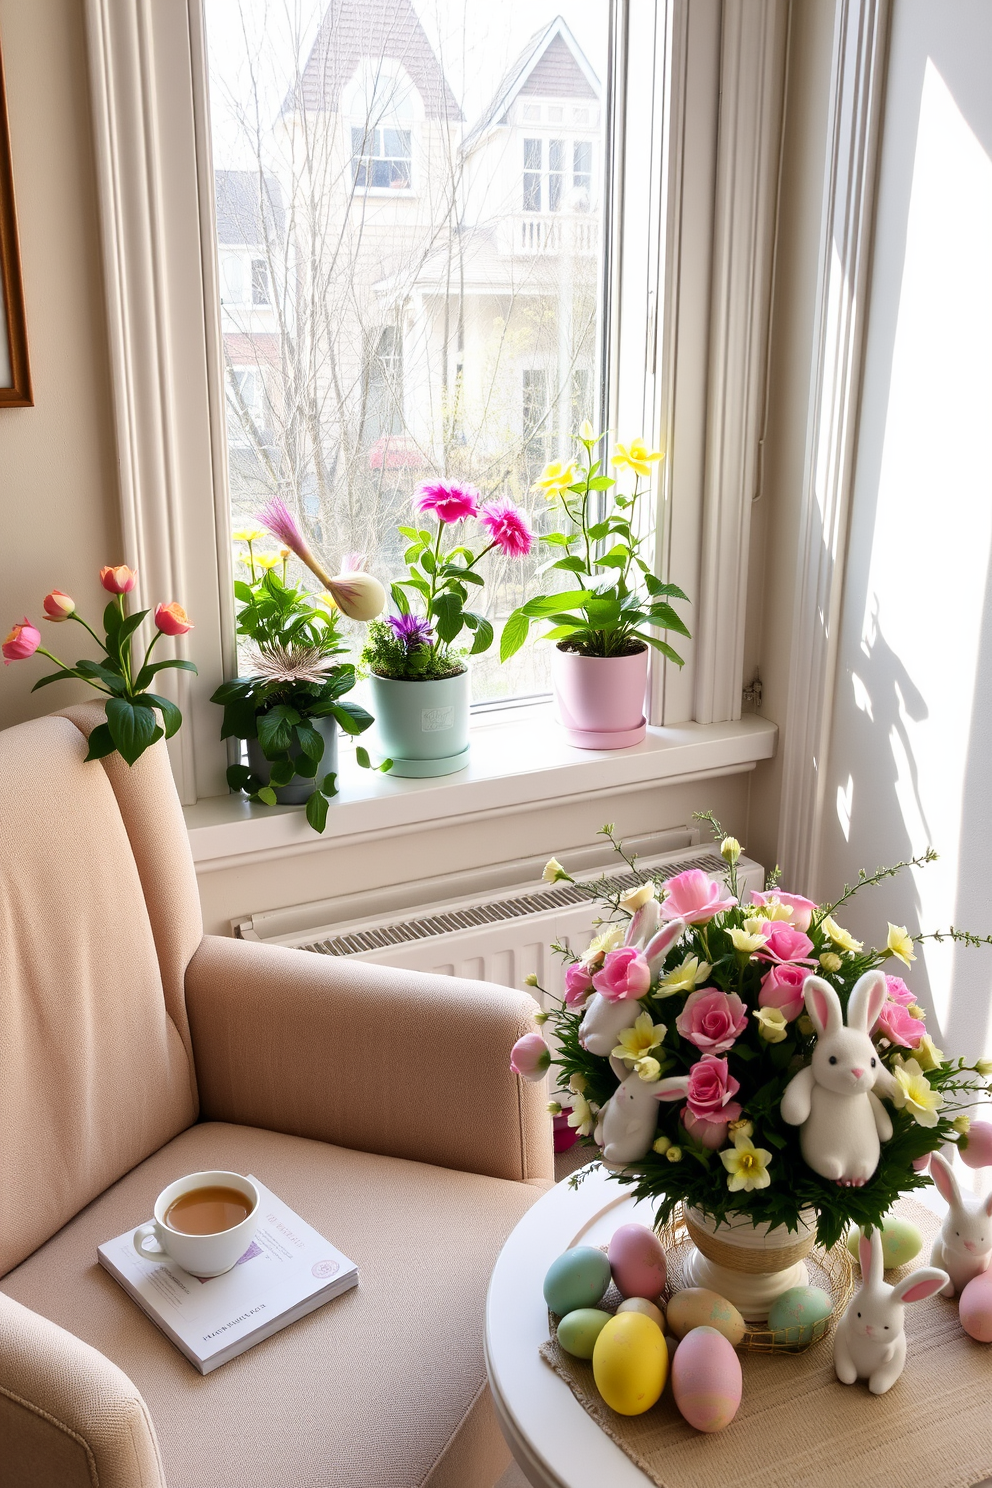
[755,924,816,966]
[873,1000,926,1049]
[154,602,194,637]
[592,946,652,1003]
[885,975,915,1007]
[676,988,748,1055]
[959,1121,992,1170]
[100,565,137,594]
[42,590,75,621]
[749,890,817,933]
[564,962,595,1006]
[758,963,807,1022]
[2,618,41,664]
[659,868,737,925]
[510,1032,551,1082]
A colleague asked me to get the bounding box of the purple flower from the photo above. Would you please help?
[387,613,434,649]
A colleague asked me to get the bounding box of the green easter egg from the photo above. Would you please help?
[846,1217,922,1269]
[557,1308,612,1359]
[543,1247,612,1316]
[767,1286,833,1346]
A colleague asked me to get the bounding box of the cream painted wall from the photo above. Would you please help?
[816,0,992,1059]
[0,0,120,729]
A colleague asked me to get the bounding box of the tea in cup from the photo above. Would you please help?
[133,1171,259,1277]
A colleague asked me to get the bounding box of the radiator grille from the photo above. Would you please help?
[295,850,725,958]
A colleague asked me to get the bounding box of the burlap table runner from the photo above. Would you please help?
[540,1197,992,1488]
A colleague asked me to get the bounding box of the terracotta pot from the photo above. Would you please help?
[550,644,648,748]
[684,1205,818,1322]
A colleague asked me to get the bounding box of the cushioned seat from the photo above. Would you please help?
[2,1122,539,1488]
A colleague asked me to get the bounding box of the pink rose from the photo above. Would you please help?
[758,963,807,1021]
[749,890,817,933]
[510,1033,551,1081]
[683,1055,743,1147]
[884,975,915,1007]
[874,1000,926,1048]
[564,962,595,1006]
[592,947,651,1003]
[659,869,737,925]
[755,925,815,965]
[676,988,748,1054]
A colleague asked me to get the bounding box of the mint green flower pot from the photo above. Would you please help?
[369,670,470,777]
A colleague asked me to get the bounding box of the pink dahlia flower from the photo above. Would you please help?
[749,889,817,933]
[874,1000,926,1049]
[479,499,532,556]
[564,961,595,1006]
[509,1033,551,1082]
[755,924,816,965]
[592,946,652,1002]
[414,480,480,524]
[2,618,41,663]
[758,963,807,1021]
[884,975,915,1007]
[659,868,737,925]
[676,988,748,1055]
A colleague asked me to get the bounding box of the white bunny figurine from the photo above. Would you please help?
[594,1070,669,1165]
[577,918,686,1057]
[781,971,892,1186]
[834,1229,947,1393]
[929,1151,992,1296]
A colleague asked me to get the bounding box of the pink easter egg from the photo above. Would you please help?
[608,1223,668,1300]
[959,1121,992,1170]
[959,1270,992,1342]
[671,1326,742,1432]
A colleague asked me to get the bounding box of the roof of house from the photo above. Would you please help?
[461,16,600,155]
[286,0,462,121]
[215,171,285,245]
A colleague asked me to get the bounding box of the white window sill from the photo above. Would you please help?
[183,708,776,874]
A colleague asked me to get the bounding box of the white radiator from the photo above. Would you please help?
[236,844,765,1004]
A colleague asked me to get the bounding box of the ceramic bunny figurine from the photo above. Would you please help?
[594,1070,670,1165]
[929,1151,992,1296]
[578,919,685,1057]
[781,971,892,1185]
[834,1229,947,1393]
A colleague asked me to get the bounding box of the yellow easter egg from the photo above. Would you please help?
[667,1288,746,1347]
[592,1312,668,1415]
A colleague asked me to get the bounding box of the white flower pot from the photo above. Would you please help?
[684,1205,818,1321]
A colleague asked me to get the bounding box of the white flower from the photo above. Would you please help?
[821,915,863,953]
[620,880,656,913]
[720,837,741,864]
[543,857,570,884]
[567,1093,597,1137]
[244,643,341,685]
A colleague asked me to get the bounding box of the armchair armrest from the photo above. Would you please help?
[0,1292,164,1488]
[185,936,555,1184]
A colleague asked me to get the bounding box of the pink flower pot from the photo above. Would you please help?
[551,645,648,748]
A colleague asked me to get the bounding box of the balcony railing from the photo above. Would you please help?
[498,213,600,257]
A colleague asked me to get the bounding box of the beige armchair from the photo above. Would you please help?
[0,706,553,1487]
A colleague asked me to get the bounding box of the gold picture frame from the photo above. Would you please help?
[0,38,31,407]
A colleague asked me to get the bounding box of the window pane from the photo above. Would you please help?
[206,1,609,705]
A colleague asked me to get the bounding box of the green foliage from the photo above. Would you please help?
[233,569,347,656]
[361,620,466,681]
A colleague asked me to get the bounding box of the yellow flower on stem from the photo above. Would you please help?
[254,551,282,571]
[619,881,656,912]
[730,927,768,954]
[567,1093,596,1137]
[232,528,267,543]
[543,857,571,885]
[657,955,711,995]
[976,1058,992,1078]
[886,923,916,966]
[720,836,742,864]
[907,1003,926,1021]
[821,915,863,952]
[584,926,625,962]
[568,1073,587,1096]
[547,1101,562,1116]
[532,461,578,498]
[759,898,795,922]
[720,1132,773,1192]
[819,952,843,973]
[614,438,663,478]
[953,1115,972,1135]
[653,1135,672,1155]
[753,1006,788,1044]
[612,1010,668,1067]
[635,1056,662,1082]
[913,1033,944,1071]
[891,1057,944,1127]
[577,420,597,446]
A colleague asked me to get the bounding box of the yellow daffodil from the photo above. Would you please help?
[907,1003,926,1021]
[666,1145,682,1163]
[567,1093,596,1137]
[730,927,768,954]
[891,1057,944,1127]
[319,591,339,611]
[635,1056,662,1082]
[657,955,711,996]
[652,1135,672,1155]
[887,923,916,966]
[577,420,597,445]
[953,1115,972,1135]
[620,880,656,913]
[819,951,843,973]
[613,1010,668,1067]
[532,460,578,498]
[720,1132,773,1192]
[759,897,795,922]
[614,438,663,478]
[728,1118,754,1139]
[753,1006,788,1043]
[914,1033,945,1072]
[543,856,570,884]
[821,915,863,952]
[584,926,625,962]
[720,836,742,864]
[254,551,282,571]
[232,527,267,542]
[547,1101,562,1116]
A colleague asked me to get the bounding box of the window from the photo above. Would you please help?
[250,258,269,305]
[523,138,543,211]
[366,327,404,442]
[523,134,594,214]
[351,126,412,190]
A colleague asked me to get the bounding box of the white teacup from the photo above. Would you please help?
[133,1170,259,1278]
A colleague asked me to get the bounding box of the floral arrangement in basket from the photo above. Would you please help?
[511,817,992,1249]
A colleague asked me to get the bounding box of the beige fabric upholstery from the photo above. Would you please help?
[0,1122,538,1488]
[187,935,555,1185]
[0,717,196,1275]
[0,1292,165,1488]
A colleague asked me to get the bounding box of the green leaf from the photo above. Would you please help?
[84,722,117,762]
[294,751,319,779]
[328,700,373,735]
[467,615,494,655]
[521,589,596,618]
[398,525,419,540]
[542,624,582,640]
[321,771,339,795]
[135,657,198,691]
[105,698,163,766]
[379,758,394,773]
[420,547,436,575]
[582,597,622,628]
[644,575,690,601]
[257,785,277,806]
[138,692,182,739]
[31,668,85,691]
[305,790,329,833]
[104,601,122,635]
[116,609,149,647]
[269,758,296,787]
[499,609,530,661]
[234,580,255,604]
[404,542,426,565]
[539,532,573,548]
[552,555,589,574]
[647,603,692,638]
[586,521,610,540]
[457,567,485,585]
[588,475,614,490]
[226,763,253,792]
[641,634,685,665]
[294,722,325,761]
[75,659,127,692]
[432,591,463,644]
[210,677,252,705]
[390,582,410,615]
[257,704,300,756]
[355,745,371,769]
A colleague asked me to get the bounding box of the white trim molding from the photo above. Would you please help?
[776,0,890,892]
[693,0,789,726]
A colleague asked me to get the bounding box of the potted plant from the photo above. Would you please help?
[511,817,992,1320]
[500,424,691,748]
[362,481,532,777]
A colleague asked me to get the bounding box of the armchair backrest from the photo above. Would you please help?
[0,707,202,1276]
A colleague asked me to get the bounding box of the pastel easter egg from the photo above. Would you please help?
[671,1326,742,1432]
[592,1312,668,1415]
[557,1308,612,1360]
[846,1218,922,1269]
[959,1271,992,1342]
[608,1223,668,1300]
[543,1247,612,1316]
[617,1296,665,1329]
[667,1288,746,1347]
[960,1121,992,1170]
[767,1286,833,1346]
